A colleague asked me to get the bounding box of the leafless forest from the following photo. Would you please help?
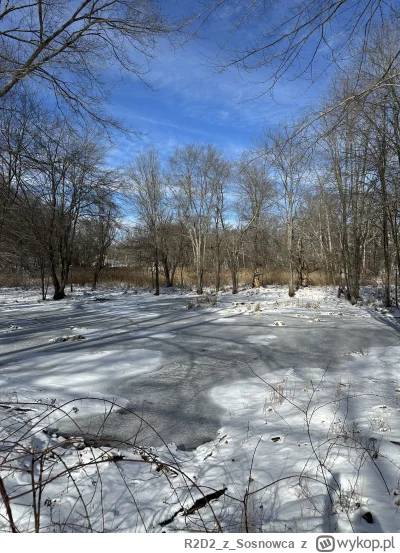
[1,1,400,305]
[3,2,400,535]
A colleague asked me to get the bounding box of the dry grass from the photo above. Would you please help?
[0,273,38,287]
[0,266,337,289]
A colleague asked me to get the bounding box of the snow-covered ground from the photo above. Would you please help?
[0,284,400,533]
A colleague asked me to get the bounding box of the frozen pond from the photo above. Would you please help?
[1,286,398,450]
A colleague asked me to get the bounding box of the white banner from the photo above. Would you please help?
[1,533,398,553]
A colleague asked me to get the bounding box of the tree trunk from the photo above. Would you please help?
[252,268,261,288]
[163,258,172,287]
[378,142,391,308]
[195,245,203,295]
[92,264,103,290]
[50,261,65,300]
[215,263,221,294]
[196,268,203,295]
[287,220,295,297]
[154,247,160,296]
[170,266,176,287]
[39,261,48,300]
[296,237,306,288]
[231,260,239,294]
[288,263,295,297]
[53,282,65,300]
[337,269,345,298]
[382,216,391,308]
[215,224,221,293]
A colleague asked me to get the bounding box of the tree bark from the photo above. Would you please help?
[287,220,295,297]
[154,246,160,296]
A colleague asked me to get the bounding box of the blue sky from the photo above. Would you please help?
[106,1,328,167]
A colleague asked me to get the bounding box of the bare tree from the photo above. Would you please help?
[158,220,189,288]
[264,123,310,297]
[238,157,273,288]
[297,168,341,285]
[89,189,119,290]
[128,148,168,296]
[0,88,38,255]
[320,100,374,304]
[170,144,229,295]
[0,0,184,124]
[14,118,110,299]
[220,157,273,293]
[357,22,400,305]
[207,1,398,99]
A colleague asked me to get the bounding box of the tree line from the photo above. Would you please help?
[1,2,400,303]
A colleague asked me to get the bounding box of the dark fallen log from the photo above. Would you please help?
[159,487,227,527]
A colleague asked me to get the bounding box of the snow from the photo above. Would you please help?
[246,335,277,344]
[0,349,164,427]
[1,284,400,533]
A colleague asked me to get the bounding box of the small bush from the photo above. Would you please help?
[186,295,218,309]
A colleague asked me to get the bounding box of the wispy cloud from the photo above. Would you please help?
[106,5,322,164]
